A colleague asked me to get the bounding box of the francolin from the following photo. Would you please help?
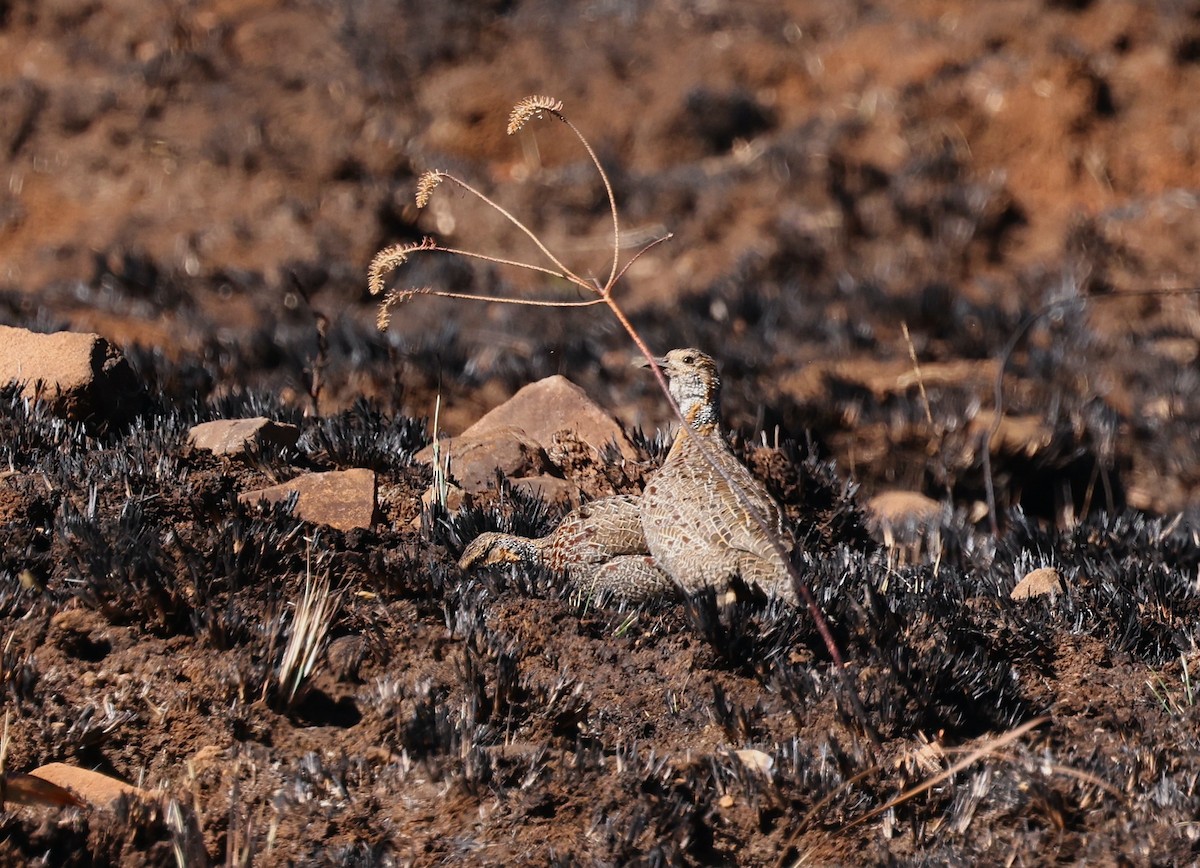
[638,349,798,603]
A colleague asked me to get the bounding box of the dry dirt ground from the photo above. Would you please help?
[2,0,1200,864]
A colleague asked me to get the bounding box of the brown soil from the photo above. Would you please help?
[2,0,1200,864]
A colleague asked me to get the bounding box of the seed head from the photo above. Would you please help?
[415,171,445,208]
[376,287,431,331]
[367,238,437,296]
[507,95,564,135]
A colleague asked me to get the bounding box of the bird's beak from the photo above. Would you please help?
[634,354,665,370]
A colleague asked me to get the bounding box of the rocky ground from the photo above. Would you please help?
[2,0,1200,864]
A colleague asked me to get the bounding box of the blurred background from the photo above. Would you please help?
[2,0,1199,514]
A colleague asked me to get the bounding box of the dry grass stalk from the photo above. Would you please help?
[506,95,564,135]
[273,544,340,705]
[900,321,934,428]
[415,170,445,208]
[430,392,450,510]
[791,717,1054,863]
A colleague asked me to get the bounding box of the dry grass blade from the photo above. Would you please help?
[275,552,341,705]
[506,94,621,287]
[368,238,438,296]
[793,719,1111,854]
[824,716,1049,841]
[901,321,934,428]
[377,286,430,330]
[435,172,582,281]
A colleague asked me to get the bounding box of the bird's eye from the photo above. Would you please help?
[682,355,694,364]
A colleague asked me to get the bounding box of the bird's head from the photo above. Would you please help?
[458,532,523,569]
[639,348,721,427]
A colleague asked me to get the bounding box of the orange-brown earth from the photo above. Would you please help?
[2,0,1200,863]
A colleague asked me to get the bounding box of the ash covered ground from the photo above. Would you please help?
[2,0,1200,864]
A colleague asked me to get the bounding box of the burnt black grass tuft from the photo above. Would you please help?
[57,497,193,634]
[0,640,38,707]
[997,508,1200,664]
[298,397,427,473]
[683,583,812,677]
[433,472,559,558]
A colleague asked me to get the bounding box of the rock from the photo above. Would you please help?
[733,749,774,776]
[417,426,551,493]
[240,469,377,531]
[865,490,945,564]
[414,375,635,495]
[28,763,147,809]
[461,375,638,461]
[420,480,468,513]
[512,475,581,505]
[866,490,943,531]
[188,417,300,456]
[969,411,1054,458]
[0,773,81,808]
[1011,566,1064,601]
[0,325,143,427]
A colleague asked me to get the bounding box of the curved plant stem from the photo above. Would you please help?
[552,114,622,292]
[441,174,586,286]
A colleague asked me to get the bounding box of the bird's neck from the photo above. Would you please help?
[668,399,722,461]
[502,534,546,563]
[678,393,721,434]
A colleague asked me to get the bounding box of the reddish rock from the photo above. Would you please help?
[188,417,300,456]
[512,475,581,505]
[417,426,552,493]
[733,749,774,776]
[969,411,1054,459]
[240,469,377,531]
[460,375,637,462]
[0,325,143,427]
[865,490,943,538]
[865,490,945,564]
[28,763,147,809]
[1011,566,1065,601]
[414,375,634,494]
